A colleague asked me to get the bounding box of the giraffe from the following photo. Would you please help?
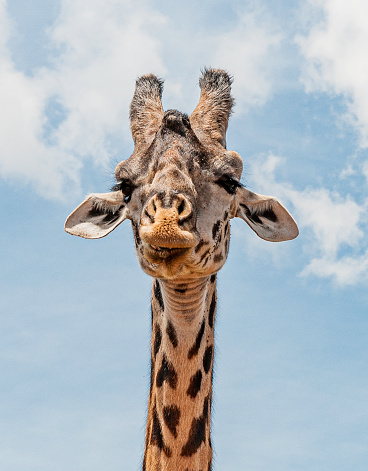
[65,69,298,471]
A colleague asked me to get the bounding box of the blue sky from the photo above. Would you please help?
[1,0,367,470]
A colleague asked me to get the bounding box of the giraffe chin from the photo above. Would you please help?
[138,243,196,279]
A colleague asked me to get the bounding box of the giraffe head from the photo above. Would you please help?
[65,69,298,279]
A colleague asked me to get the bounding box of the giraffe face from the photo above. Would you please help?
[65,70,298,277]
[114,110,243,279]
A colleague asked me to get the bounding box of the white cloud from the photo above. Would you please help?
[297,0,368,148]
[302,252,368,286]
[0,0,166,200]
[250,154,368,285]
[0,1,78,199]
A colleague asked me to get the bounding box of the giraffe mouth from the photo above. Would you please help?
[145,243,189,261]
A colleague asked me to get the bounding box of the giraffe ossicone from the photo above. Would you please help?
[65,69,298,470]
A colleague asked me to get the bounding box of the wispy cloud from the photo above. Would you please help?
[297,0,368,148]
[213,10,282,111]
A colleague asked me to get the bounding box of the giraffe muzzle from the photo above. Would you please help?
[140,193,199,250]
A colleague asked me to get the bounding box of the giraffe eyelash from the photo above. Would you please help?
[216,175,243,194]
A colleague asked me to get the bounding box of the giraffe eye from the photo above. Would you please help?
[216,175,242,195]
[111,179,135,203]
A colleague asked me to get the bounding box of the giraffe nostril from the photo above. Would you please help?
[178,199,185,215]
[177,196,192,222]
[146,196,158,222]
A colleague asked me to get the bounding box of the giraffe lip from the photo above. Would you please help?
[149,244,183,254]
[139,226,199,249]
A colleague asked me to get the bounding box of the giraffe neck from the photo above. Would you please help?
[143,274,217,471]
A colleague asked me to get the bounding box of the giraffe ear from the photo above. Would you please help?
[64,192,129,239]
[235,187,299,242]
